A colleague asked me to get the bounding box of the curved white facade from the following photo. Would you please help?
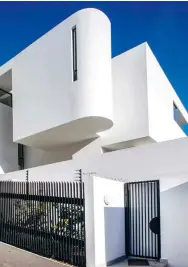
[10,8,113,149]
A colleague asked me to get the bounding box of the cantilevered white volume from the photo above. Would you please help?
[0,8,113,150]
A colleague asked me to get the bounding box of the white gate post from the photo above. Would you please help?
[84,175,95,267]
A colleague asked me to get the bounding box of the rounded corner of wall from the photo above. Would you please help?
[77,8,110,23]
[75,115,113,134]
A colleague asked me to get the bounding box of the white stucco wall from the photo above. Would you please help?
[101,43,188,150]
[0,103,18,173]
[93,177,125,266]
[146,44,187,142]
[11,8,113,148]
[23,137,102,169]
[101,43,149,148]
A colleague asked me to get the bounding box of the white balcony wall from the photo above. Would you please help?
[146,44,188,142]
[0,104,18,173]
[101,43,149,149]
[23,138,102,169]
[12,8,113,149]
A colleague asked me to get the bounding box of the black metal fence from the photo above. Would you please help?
[0,181,86,267]
[125,180,161,259]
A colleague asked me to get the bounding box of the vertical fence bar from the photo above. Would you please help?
[150,182,153,258]
[63,182,66,261]
[27,181,30,251]
[136,183,139,256]
[80,182,84,267]
[147,182,150,258]
[157,181,161,259]
[55,182,59,260]
[129,184,135,254]
[138,183,141,256]
[0,182,1,240]
[16,181,19,249]
[73,182,76,265]
[32,181,34,252]
[144,182,147,257]
[60,182,64,261]
[4,181,7,243]
[38,181,41,255]
[0,182,3,241]
[141,182,144,257]
[5,181,7,243]
[83,183,86,266]
[47,182,50,256]
[67,182,70,263]
[0,182,2,241]
[8,181,11,245]
[50,182,53,258]
[155,181,157,258]
[42,181,44,255]
[35,182,38,253]
[36,181,40,255]
[44,182,47,257]
[38,181,41,254]
[76,182,79,265]
[27,181,30,252]
[3,181,6,243]
[151,182,154,258]
[6,182,8,244]
[70,182,73,264]
[20,181,23,249]
[19,182,21,248]
[1,181,4,241]
[65,182,68,262]
[7,181,10,245]
[4,182,6,242]
[54,182,57,259]
[124,183,129,256]
[40,181,43,256]
[29,181,32,252]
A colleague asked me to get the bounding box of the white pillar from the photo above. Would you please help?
[84,175,95,267]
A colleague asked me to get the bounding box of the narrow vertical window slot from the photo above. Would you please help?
[72,26,77,81]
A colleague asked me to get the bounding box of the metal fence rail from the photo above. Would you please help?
[0,181,86,267]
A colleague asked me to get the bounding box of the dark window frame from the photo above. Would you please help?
[18,144,24,170]
[173,102,178,122]
[72,26,78,81]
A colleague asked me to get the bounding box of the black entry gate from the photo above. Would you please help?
[125,180,161,259]
[0,181,86,267]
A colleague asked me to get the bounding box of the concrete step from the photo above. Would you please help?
[110,259,168,267]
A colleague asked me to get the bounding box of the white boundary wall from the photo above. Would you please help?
[2,137,188,266]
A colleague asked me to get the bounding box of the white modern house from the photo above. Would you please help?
[0,7,188,267]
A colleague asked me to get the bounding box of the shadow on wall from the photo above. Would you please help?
[161,181,188,267]
[104,207,125,265]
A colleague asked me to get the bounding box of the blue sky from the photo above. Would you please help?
[0,1,188,132]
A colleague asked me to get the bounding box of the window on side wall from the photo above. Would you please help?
[173,102,178,122]
[72,26,77,82]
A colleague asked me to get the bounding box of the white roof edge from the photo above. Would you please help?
[112,41,148,60]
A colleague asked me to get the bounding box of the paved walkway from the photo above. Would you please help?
[0,242,68,267]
